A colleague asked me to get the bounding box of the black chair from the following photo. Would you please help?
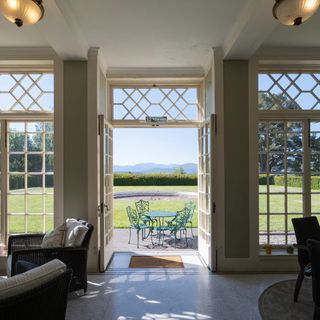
[0,268,72,320]
[307,239,320,320]
[7,220,94,292]
[292,216,320,302]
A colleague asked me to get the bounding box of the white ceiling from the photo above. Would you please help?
[0,14,48,46]
[264,9,320,47]
[0,0,319,70]
[66,0,247,68]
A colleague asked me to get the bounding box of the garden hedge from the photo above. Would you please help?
[259,174,320,190]
[10,174,53,190]
[114,173,197,186]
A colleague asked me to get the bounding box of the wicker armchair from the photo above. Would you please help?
[0,269,72,320]
[7,220,94,292]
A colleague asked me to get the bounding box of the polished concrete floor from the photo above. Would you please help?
[66,252,293,320]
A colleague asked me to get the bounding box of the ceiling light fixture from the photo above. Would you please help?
[0,0,44,27]
[273,0,320,26]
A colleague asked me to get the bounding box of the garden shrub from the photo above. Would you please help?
[259,174,274,185]
[9,174,54,190]
[273,175,320,190]
[114,173,197,186]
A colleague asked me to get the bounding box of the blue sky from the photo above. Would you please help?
[113,128,198,165]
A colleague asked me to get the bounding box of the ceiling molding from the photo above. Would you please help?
[223,0,278,60]
[35,0,88,60]
[255,46,320,61]
[106,67,205,79]
[0,47,56,60]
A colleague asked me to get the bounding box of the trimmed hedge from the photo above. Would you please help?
[274,175,303,188]
[259,174,320,190]
[259,174,274,185]
[10,175,53,190]
[114,173,197,186]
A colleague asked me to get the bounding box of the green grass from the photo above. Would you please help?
[259,185,320,234]
[7,187,53,233]
[114,198,198,228]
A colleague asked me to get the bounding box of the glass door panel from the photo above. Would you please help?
[7,121,54,234]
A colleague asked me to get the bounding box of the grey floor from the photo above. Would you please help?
[66,252,293,320]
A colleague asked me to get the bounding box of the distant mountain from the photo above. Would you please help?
[114,163,197,174]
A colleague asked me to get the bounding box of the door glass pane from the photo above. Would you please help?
[7,121,54,234]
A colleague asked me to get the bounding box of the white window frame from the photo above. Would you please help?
[0,67,55,243]
[256,65,320,250]
[107,80,204,128]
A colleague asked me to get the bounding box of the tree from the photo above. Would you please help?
[174,167,186,175]
[258,94,303,175]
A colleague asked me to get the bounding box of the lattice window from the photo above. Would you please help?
[112,86,201,121]
[0,73,54,113]
[258,72,320,110]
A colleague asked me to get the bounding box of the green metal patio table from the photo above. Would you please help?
[145,211,177,246]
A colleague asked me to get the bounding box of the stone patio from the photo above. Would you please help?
[114,228,198,251]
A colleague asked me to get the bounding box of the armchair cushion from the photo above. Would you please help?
[65,219,89,247]
[0,259,66,299]
[6,254,12,277]
[41,222,67,248]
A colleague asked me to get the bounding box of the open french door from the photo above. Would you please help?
[98,115,114,272]
[198,114,216,271]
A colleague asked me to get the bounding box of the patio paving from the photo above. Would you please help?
[114,228,198,251]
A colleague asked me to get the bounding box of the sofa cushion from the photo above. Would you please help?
[41,222,67,248]
[0,259,66,299]
[64,219,88,247]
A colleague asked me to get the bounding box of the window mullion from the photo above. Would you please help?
[304,119,311,217]
[0,120,7,244]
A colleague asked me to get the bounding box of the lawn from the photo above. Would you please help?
[259,185,320,234]
[114,186,198,228]
[8,187,53,233]
[11,184,318,235]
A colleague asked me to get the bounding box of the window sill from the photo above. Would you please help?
[259,249,297,257]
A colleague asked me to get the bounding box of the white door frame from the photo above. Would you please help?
[98,114,114,271]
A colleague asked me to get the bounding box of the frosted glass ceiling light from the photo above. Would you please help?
[0,0,44,27]
[273,0,320,26]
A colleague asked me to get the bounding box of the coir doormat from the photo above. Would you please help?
[129,255,184,268]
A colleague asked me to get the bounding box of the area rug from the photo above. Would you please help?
[259,279,313,320]
[129,255,184,268]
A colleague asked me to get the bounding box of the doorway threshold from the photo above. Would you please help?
[106,251,208,275]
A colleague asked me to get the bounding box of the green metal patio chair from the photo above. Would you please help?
[185,201,196,238]
[126,206,151,248]
[166,207,192,247]
[135,199,156,238]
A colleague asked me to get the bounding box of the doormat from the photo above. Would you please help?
[129,255,184,268]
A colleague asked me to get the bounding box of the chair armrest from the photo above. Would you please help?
[11,247,87,276]
[293,244,308,251]
[0,269,72,318]
[8,233,45,255]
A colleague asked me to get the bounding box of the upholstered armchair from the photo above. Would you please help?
[0,259,72,320]
[7,219,94,292]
